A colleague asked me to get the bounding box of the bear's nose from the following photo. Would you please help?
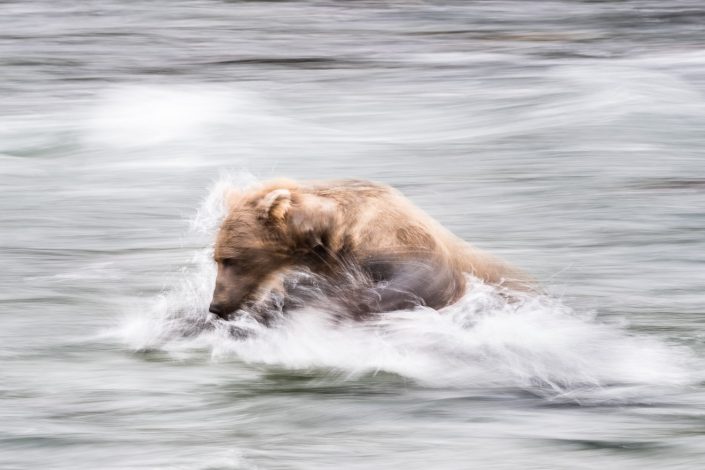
[209,303,228,319]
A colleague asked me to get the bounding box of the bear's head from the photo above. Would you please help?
[208,183,338,319]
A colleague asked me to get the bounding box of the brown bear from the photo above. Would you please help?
[209,179,529,321]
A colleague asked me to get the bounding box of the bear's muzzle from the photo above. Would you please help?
[208,302,231,319]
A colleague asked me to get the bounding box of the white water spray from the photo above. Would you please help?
[111,173,699,402]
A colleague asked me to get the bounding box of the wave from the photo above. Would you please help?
[108,173,700,403]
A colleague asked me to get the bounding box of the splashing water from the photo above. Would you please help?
[110,173,698,403]
[5,2,705,467]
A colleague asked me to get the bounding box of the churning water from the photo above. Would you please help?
[2,1,705,469]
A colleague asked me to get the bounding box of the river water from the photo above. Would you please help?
[2,1,705,468]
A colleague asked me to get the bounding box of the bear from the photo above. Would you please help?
[208,179,529,321]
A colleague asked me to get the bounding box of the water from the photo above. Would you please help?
[2,1,705,468]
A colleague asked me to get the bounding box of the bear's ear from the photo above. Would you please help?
[259,188,292,222]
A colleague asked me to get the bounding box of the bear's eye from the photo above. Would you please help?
[221,258,248,273]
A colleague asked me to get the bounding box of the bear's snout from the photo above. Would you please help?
[208,302,230,319]
[208,293,245,320]
[210,258,277,320]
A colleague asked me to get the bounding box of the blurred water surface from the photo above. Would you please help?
[2,1,705,469]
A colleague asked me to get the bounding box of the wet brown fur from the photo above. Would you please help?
[209,179,529,321]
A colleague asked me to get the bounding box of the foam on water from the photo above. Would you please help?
[83,85,255,148]
[111,173,699,402]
